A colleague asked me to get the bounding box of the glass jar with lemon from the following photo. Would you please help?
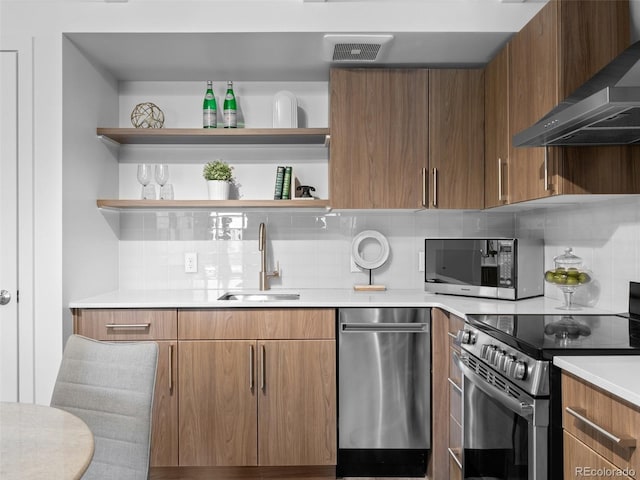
[544,248,592,310]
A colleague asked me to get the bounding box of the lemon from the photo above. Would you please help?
[578,272,590,284]
[553,274,567,284]
[567,268,580,277]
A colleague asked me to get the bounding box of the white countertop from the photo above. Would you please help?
[554,356,640,408]
[69,288,619,319]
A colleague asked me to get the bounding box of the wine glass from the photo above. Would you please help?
[155,164,173,200]
[137,164,156,199]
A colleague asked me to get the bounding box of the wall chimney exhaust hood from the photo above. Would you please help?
[513,41,640,147]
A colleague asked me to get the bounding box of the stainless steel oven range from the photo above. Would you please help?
[455,313,640,480]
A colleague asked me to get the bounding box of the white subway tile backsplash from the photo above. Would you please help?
[118,197,640,312]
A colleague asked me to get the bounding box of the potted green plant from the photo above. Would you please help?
[203,160,233,200]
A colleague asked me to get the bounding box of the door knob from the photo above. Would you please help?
[0,290,11,305]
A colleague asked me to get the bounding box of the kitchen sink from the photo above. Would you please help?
[217,292,300,302]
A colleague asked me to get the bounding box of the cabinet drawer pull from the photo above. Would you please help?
[565,406,636,448]
[260,344,266,392]
[447,448,462,470]
[249,344,254,391]
[432,167,438,208]
[105,323,151,329]
[448,377,462,394]
[168,343,174,394]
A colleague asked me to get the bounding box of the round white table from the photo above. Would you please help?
[0,402,94,479]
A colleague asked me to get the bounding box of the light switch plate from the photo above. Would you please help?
[418,251,425,272]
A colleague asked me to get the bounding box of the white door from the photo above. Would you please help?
[0,50,19,401]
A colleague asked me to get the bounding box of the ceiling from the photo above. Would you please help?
[64,0,550,82]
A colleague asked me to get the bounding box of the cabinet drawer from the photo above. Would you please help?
[564,431,634,480]
[178,309,335,340]
[73,309,177,340]
[449,314,465,335]
[562,372,640,476]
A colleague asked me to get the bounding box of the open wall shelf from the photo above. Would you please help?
[97,199,331,210]
[97,128,331,146]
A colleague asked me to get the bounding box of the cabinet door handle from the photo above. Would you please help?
[544,147,551,192]
[168,343,174,394]
[105,323,151,329]
[565,406,636,448]
[260,344,266,392]
[421,168,427,207]
[498,157,505,202]
[432,167,438,208]
[249,344,254,391]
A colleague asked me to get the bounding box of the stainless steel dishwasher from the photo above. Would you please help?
[337,307,431,477]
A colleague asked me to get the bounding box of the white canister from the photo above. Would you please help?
[273,91,298,128]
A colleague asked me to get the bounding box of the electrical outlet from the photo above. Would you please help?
[418,251,425,272]
[184,253,198,273]
[350,256,362,273]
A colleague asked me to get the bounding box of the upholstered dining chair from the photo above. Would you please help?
[50,334,158,480]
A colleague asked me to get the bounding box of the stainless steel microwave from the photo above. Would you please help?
[424,238,544,300]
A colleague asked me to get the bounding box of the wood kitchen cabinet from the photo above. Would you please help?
[484,43,510,208]
[329,68,484,210]
[428,69,484,209]
[329,68,428,209]
[429,308,465,480]
[177,308,337,468]
[562,372,639,479]
[503,0,638,204]
[72,308,179,467]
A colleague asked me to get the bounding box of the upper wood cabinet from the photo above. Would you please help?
[329,68,428,209]
[330,68,484,209]
[505,0,638,204]
[429,69,484,209]
[484,44,510,208]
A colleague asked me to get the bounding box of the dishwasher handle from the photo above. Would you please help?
[341,322,429,333]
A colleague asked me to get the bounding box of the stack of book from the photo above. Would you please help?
[273,166,293,200]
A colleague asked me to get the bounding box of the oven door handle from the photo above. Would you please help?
[452,351,534,422]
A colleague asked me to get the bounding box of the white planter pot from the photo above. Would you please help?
[207,180,231,200]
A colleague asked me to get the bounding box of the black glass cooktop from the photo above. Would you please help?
[465,314,640,360]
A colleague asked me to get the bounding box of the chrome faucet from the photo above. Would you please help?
[258,222,279,290]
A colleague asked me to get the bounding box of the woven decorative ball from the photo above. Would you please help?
[130,102,165,128]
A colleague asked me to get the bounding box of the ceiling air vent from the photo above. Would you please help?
[323,34,394,63]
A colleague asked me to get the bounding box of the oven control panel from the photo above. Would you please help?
[455,327,550,397]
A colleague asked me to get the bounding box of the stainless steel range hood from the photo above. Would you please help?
[513,41,640,147]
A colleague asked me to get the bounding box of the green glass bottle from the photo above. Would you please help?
[223,81,237,128]
[203,81,217,128]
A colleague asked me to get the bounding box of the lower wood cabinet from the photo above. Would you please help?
[562,372,639,479]
[73,307,337,474]
[430,308,464,480]
[178,308,337,468]
[72,308,179,467]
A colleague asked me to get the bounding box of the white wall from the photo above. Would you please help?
[62,37,120,340]
[517,197,640,313]
[118,209,517,291]
[116,80,330,201]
